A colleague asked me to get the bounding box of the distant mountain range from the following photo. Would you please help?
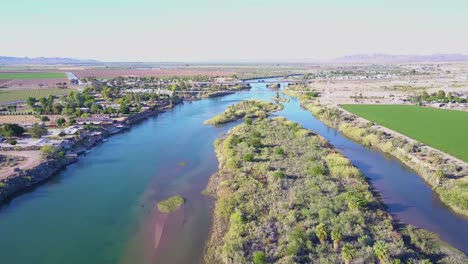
[0,56,100,65]
[1,54,468,65]
[334,53,468,63]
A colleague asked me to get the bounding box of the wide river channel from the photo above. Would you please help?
[0,79,466,264]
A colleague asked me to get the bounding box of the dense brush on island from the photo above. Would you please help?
[157,195,184,213]
[204,117,466,264]
[204,100,283,125]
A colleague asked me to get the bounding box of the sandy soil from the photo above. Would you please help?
[0,151,41,180]
[303,77,468,106]
[0,115,40,124]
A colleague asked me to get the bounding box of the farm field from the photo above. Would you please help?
[341,104,468,162]
[72,68,235,78]
[0,88,73,103]
[0,72,66,80]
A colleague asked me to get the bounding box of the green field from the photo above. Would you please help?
[0,72,66,80]
[341,104,468,162]
[0,88,72,103]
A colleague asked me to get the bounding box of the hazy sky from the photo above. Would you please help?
[1,0,468,62]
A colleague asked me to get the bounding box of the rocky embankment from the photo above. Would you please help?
[0,157,77,204]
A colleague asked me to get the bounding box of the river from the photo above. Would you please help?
[0,79,466,264]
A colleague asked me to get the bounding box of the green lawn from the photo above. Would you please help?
[0,88,72,103]
[0,72,66,80]
[341,104,468,162]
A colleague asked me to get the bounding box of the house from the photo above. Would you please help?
[64,125,84,135]
[75,117,112,125]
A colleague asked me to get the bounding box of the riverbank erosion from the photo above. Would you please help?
[285,91,468,216]
[204,117,466,263]
[204,100,283,125]
[0,156,77,204]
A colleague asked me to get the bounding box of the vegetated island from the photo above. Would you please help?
[284,87,468,216]
[204,100,283,125]
[157,195,184,213]
[204,117,466,263]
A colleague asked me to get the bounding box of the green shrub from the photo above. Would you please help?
[309,162,325,176]
[243,154,254,162]
[274,147,285,155]
[56,117,66,126]
[273,171,285,179]
[157,195,184,213]
[363,134,379,147]
[325,153,351,167]
[252,251,267,264]
[247,137,262,148]
[347,192,368,211]
[40,145,57,159]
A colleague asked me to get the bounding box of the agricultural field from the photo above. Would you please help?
[72,68,235,78]
[341,104,468,162]
[0,72,66,80]
[0,88,73,103]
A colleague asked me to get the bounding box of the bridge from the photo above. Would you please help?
[244,79,312,84]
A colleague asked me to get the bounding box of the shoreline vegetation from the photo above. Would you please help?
[157,195,184,213]
[284,88,468,216]
[0,87,246,205]
[204,100,283,125]
[204,117,466,263]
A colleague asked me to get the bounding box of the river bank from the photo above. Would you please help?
[0,77,466,264]
[204,117,466,263]
[0,99,186,205]
[0,156,77,204]
[284,91,468,217]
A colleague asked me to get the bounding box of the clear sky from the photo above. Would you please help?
[1,0,468,62]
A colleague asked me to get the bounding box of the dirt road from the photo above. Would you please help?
[0,151,41,180]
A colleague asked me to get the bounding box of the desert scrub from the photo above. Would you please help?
[157,195,184,213]
[204,100,283,125]
[363,133,380,147]
[204,117,466,264]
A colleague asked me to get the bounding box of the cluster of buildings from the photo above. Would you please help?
[0,116,129,153]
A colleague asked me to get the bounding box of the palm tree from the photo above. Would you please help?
[315,223,328,243]
[331,229,342,251]
[373,240,389,263]
[347,193,367,211]
[341,243,356,264]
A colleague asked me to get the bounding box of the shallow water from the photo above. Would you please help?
[0,79,466,264]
